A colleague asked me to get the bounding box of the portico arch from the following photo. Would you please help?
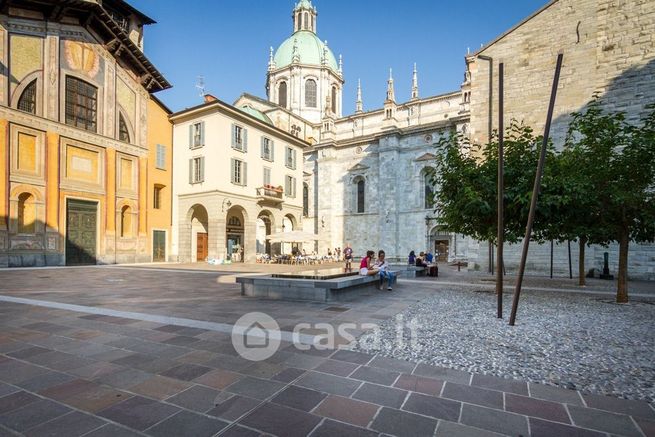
[226,205,248,262]
[185,203,209,262]
[257,210,275,256]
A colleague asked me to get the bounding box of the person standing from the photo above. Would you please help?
[344,244,353,271]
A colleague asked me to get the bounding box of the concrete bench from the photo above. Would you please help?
[237,270,400,303]
[405,266,427,278]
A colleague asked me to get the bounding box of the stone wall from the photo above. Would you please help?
[467,0,655,147]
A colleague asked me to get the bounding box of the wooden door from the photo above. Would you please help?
[66,199,97,266]
[153,230,166,262]
[435,240,449,262]
[196,232,208,261]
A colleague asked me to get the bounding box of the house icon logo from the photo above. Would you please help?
[232,312,281,361]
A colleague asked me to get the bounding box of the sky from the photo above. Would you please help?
[129,0,549,114]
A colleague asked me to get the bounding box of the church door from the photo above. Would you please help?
[153,230,166,262]
[66,199,97,266]
[435,240,449,262]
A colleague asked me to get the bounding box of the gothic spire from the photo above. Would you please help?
[356,79,363,113]
[411,63,419,100]
[292,38,300,63]
[268,46,275,71]
[338,54,343,75]
[386,68,395,102]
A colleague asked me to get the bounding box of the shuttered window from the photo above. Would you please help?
[285,175,296,198]
[231,158,247,186]
[285,147,297,170]
[156,144,166,170]
[189,122,205,148]
[261,137,274,161]
[189,157,204,184]
[231,124,247,151]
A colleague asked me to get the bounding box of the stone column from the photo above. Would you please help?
[378,135,401,258]
[105,148,116,261]
[0,119,7,232]
[45,132,61,265]
[244,219,257,263]
[207,217,220,260]
[43,33,59,121]
[138,156,147,261]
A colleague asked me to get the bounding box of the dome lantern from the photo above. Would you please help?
[293,0,317,34]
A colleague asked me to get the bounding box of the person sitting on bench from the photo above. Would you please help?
[359,250,379,276]
[375,250,396,291]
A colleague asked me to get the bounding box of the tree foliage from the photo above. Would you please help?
[430,97,655,302]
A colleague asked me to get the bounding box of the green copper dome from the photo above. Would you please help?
[294,0,313,10]
[274,30,338,72]
[239,105,273,125]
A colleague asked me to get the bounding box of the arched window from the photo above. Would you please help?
[303,183,309,217]
[356,179,365,213]
[17,79,37,114]
[300,12,304,30]
[118,113,130,143]
[424,169,434,209]
[305,79,317,108]
[65,76,98,132]
[278,81,287,108]
[17,193,35,234]
[120,205,132,238]
[304,12,309,29]
[331,86,337,114]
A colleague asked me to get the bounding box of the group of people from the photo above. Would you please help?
[408,250,434,266]
[327,247,343,261]
[342,245,396,291]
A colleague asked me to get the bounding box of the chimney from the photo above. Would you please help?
[204,94,218,103]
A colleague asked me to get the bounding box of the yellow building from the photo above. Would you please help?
[0,0,170,267]
[147,96,173,262]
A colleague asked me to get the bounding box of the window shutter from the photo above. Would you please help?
[243,129,248,152]
[189,125,193,148]
[260,137,265,158]
[271,141,275,161]
[243,162,247,186]
[200,122,205,147]
[199,157,205,182]
[189,158,193,184]
[292,149,297,169]
[230,158,236,183]
[231,124,236,148]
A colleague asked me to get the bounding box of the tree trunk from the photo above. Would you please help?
[617,228,629,303]
[578,237,587,286]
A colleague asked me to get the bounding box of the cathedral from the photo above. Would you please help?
[236,0,655,279]
[236,0,471,263]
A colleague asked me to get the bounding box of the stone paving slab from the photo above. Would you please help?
[0,266,652,436]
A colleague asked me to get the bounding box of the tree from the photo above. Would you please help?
[432,121,558,248]
[564,98,655,302]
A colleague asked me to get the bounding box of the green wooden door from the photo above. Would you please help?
[153,230,166,262]
[66,199,97,266]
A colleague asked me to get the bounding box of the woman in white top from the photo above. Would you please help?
[374,250,396,291]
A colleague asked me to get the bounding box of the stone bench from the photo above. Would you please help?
[237,270,400,303]
[405,266,427,278]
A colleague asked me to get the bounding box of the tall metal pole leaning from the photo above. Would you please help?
[496,62,504,319]
[509,53,564,326]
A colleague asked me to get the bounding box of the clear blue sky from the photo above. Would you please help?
[130,0,548,114]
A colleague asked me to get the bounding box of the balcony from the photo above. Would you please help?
[257,186,284,205]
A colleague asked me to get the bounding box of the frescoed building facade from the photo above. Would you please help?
[0,0,170,267]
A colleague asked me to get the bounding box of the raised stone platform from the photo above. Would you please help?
[237,268,388,302]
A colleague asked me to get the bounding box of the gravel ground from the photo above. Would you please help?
[355,287,655,403]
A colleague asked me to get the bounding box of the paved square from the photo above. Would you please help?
[0,265,652,436]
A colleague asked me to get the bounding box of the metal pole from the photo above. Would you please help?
[550,240,554,279]
[509,53,563,326]
[496,62,504,319]
[568,240,573,279]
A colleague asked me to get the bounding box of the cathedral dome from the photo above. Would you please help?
[273,30,338,72]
